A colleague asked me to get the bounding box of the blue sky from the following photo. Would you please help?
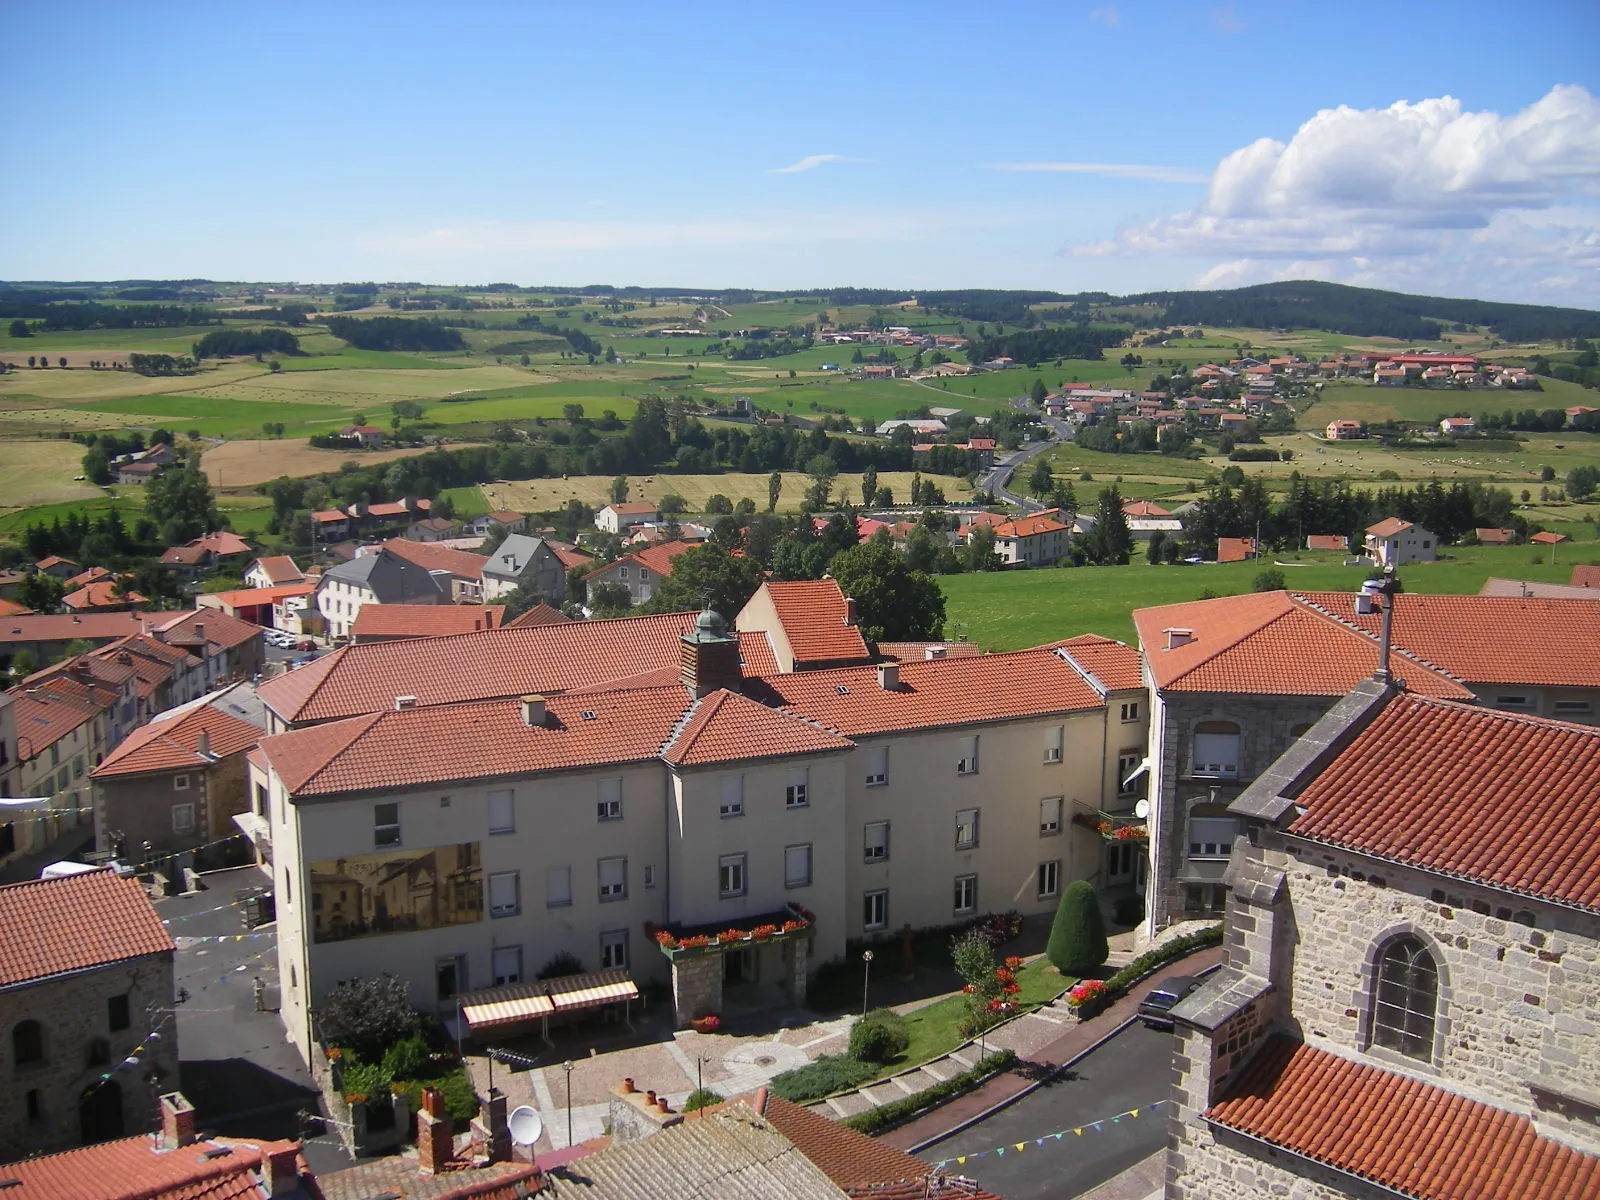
[3,0,1597,305]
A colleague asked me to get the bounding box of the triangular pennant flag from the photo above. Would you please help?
[1073,1128,1082,1136]
[934,1162,947,1170]
[1092,1122,1103,1131]
[1035,1138,1045,1146]
[1053,1132,1064,1140]
[1014,1143,1025,1152]
[1130,1109,1139,1119]
[996,1148,1004,1156]
[955,1157,966,1166]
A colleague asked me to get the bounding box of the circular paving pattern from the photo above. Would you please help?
[722,1040,808,1073]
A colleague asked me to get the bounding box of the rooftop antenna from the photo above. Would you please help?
[1356,568,1402,685]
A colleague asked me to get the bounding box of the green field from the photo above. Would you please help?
[938,542,1597,649]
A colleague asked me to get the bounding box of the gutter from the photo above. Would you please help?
[1201,1116,1417,1199]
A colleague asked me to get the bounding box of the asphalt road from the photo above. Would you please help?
[919,1021,1175,1200]
[981,402,1073,512]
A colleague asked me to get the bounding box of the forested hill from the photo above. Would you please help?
[1121,280,1600,343]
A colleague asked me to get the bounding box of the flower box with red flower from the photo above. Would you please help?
[690,1014,721,1034]
[1113,824,1148,841]
[655,931,678,949]
[717,929,746,945]
[751,924,779,942]
[780,919,808,934]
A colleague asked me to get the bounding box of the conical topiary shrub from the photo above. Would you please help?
[1046,879,1108,975]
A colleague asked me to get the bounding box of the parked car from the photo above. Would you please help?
[1137,976,1202,1029]
[296,638,317,651]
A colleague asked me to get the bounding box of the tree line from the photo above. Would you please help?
[324,316,466,352]
[193,327,302,358]
[1,300,221,331]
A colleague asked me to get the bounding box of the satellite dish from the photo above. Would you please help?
[508,1105,543,1147]
[1134,799,1150,819]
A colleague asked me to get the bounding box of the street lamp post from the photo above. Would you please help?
[562,1060,574,1148]
[861,950,874,1016]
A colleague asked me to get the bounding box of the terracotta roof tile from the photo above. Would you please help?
[0,869,174,987]
[992,514,1068,538]
[0,612,149,644]
[351,604,505,639]
[63,580,144,609]
[604,502,657,515]
[256,612,702,723]
[91,704,263,780]
[1572,565,1600,589]
[1134,592,1470,699]
[1294,592,1600,688]
[1366,516,1413,537]
[1287,694,1600,912]
[0,598,31,617]
[155,608,262,651]
[199,583,315,609]
[547,541,594,570]
[1207,1037,1600,1200]
[874,641,984,663]
[763,580,872,665]
[584,539,696,582]
[1305,534,1349,551]
[1530,530,1568,545]
[9,684,100,757]
[1051,633,1144,691]
[1216,536,1255,562]
[502,603,569,628]
[248,555,304,584]
[380,537,488,580]
[737,630,780,676]
[663,690,852,766]
[1121,499,1173,518]
[0,1135,307,1200]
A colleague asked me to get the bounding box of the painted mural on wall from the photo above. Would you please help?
[309,843,482,944]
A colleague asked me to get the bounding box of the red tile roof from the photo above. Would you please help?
[1122,500,1173,518]
[755,647,1105,737]
[547,541,594,571]
[605,502,657,515]
[1208,1037,1600,1200]
[1051,633,1144,691]
[585,539,696,582]
[155,608,262,651]
[192,531,252,556]
[63,580,145,610]
[91,703,263,780]
[1530,530,1568,545]
[10,684,101,757]
[1305,534,1349,551]
[1475,527,1515,544]
[1134,592,1470,699]
[66,565,113,588]
[874,641,984,663]
[762,580,872,666]
[257,611,703,723]
[663,689,851,766]
[351,604,505,639]
[380,537,488,581]
[34,556,78,571]
[1294,592,1600,688]
[199,583,315,609]
[0,869,174,987]
[1287,694,1600,912]
[992,513,1068,539]
[1366,516,1414,538]
[248,555,304,584]
[0,598,30,617]
[1216,536,1255,562]
[0,1134,308,1200]
[1572,565,1600,589]
[502,603,569,628]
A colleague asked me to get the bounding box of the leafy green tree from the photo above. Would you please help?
[1253,568,1287,592]
[145,467,222,545]
[1567,465,1600,501]
[317,974,423,1062]
[964,524,1002,572]
[658,493,687,516]
[860,464,878,508]
[827,540,946,640]
[609,475,630,505]
[767,471,783,512]
[848,1008,910,1064]
[1029,459,1054,499]
[82,445,111,486]
[1046,880,1108,975]
[1146,529,1167,565]
[17,573,63,615]
[705,493,733,515]
[589,581,633,617]
[805,454,839,509]
[1083,487,1132,565]
[641,544,764,620]
[1030,377,1048,404]
[1050,479,1078,517]
[9,319,31,338]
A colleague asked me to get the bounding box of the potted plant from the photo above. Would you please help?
[690,1013,721,1034]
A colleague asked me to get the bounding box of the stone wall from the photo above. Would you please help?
[1167,1119,1391,1200]
[0,952,177,1160]
[670,952,722,1027]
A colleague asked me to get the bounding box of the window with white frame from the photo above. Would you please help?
[1039,797,1062,836]
[546,865,572,908]
[785,843,812,888]
[491,945,522,985]
[601,929,628,970]
[864,821,889,862]
[597,777,622,822]
[1118,751,1145,797]
[374,802,401,847]
[720,775,743,818]
[956,735,979,775]
[173,774,190,791]
[719,854,746,898]
[953,874,977,916]
[1191,721,1241,778]
[785,767,809,808]
[1044,725,1063,764]
[865,744,888,787]
[171,803,195,834]
[1189,816,1240,858]
[863,889,888,931]
[1120,701,1140,722]
[1037,860,1061,898]
[488,789,514,835]
[598,857,627,901]
[489,870,520,917]
[619,566,630,580]
[955,808,979,850]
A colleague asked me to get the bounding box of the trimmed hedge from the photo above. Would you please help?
[841,1049,1017,1136]
[769,1054,878,1102]
[1103,925,1222,998]
[849,1008,910,1064]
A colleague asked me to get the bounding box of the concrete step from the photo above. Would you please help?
[822,1096,850,1117]
[919,1060,949,1082]
[947,1048,975,1068]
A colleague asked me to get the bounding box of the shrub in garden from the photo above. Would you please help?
[381,1030,431,1080]
[537,951,584,979]
[848,1008,910,1063]
[684,1088,724,1112]
[1047,880,1109,975]
[768,1054,878,1102]
[318,974,422,1063]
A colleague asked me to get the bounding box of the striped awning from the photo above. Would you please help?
[458,969,638,1031]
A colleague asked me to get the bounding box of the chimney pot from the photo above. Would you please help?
[158,1092,196,1148]
[520,695,547,727]
[646,1090,657,1105]
[195,730,211,758]
[843,596,858,626]
[1163,627,1195,651]
[876,663,899,691]
[621,1078,635,1094]
[422,1086,446,1118]
[194,622,205,638]
[263,1146,301,1197]
[925,645,946,660]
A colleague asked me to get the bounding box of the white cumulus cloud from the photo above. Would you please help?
[1072,84,1600,303]
[768,153,867,174]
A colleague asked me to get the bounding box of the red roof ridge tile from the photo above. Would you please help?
[662,689,852,767]
[0,869,174,987]
[92,704,263,779]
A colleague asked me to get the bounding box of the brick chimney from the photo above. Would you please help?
[261,1146,302,1197]
[157,1092,196,1149]
[470,1086,512,1164]
[680,609,742,700]
[519,695,547,727]
[876,663,900,691]
[843,597,858,627]
[416,1086,454,1175]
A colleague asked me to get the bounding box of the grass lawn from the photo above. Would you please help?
[939,542,1598,649]
[482,470,970,515]
[0,439,105,509]
[438,484,490,518]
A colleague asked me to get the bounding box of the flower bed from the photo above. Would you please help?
[654,918,810,959]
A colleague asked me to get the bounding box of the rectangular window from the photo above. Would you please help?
[785,768,809,808]
[953,874,977,916]
[598,857,627,901]
[719,854,747,898]
[1118,752,1145,797]
[108,994,131,1032]
[374,802,401,847]
[1038,860,1061,898]
[864,821,889,862]
[1120,701,1141,722]
[784,843,812,889]
[1554,699,1594,715]
[172,773,190,791]
[546,866,572,908]
[254,783,270,821]
[720,775,744,818]
[489,870,520,917]
[639,569,651,583]
[601,929,628,969]
[956,735,979,776]
[1039,796,1062,836]
[619,566,630,580]
[1495,695,1534,710]
[955,808,979,850]
[1191,732,1240,778]
[597,777,622,822]
[1189,817,1240,858]
[865,744,888,787]
[487,788,514,834]
[491,945,522,985]
[863,889,888,931]
[1044,725,1063,764]
[171,803,195,834]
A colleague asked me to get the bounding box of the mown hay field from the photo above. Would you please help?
[201,439,485,490]
[0,439,106,510]
[480,470,969,514]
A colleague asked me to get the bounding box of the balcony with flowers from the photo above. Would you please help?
[1072,810,1148,842]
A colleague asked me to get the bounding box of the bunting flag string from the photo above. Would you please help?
[80,1011,175,1100]
[174,932,275,944]
[930,1099,1166,1171]
[159,888,266,926]
[184,947,277,996]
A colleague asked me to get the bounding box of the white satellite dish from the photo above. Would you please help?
[1134,799,1150,819]
[508,1105,543,1147]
